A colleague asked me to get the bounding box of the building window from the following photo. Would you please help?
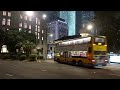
[24,16,27,20]
[3,11,6,16]
[2,18,6,25]
[19,28,22,32]
[19,23,22,27]
[20,14,23,19]
[8,12,11,17]
[36,27,37,32]
[38,36,40,39]
[36,18,37,24]
[42,37,43,40]
[38,28,40,32]
[29,17,31,21]
[7,19,10,26]
[42,30,44,34]
[24,23,27,28]
[35,32,37,35]
[28,30,31,33]
[38,33,39,36]
[7,29,9,30]
[38,21,40,25]
[29,25,31,29]
[38,26,40,29]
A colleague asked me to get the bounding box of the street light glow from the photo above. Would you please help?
[42,14,47,19]
[26,11,33,17]
[87,24,93,30]
[50,34,53,37]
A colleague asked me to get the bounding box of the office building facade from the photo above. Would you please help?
[0,11,47,59]
[47,18,68,58]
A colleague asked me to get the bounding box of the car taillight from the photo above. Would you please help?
[92,60,95,62]
[105,60,108,62]
[105,56,108,62]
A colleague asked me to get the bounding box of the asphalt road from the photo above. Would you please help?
[0,59,120,79]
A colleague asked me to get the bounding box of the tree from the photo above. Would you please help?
[4,29,36,55]
[0,30,6,53]
[94,11,120,53]
[18,40,36,57]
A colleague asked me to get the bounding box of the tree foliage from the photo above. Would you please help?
[94,11,120,53]
[0,29,36,56]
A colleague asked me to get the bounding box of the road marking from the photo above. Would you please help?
[6,74,13,77]
[41,70,47,72]
[108,73,120,77]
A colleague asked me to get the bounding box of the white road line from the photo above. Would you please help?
[41,70,47,72]
[108,73,120,77]
[6,74,13,76]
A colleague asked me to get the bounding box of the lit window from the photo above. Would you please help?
[2,18,6,25]
[29,25,31,29]
[7,19,10,26]
[19,23,22,27]
[42,30,44,34]
[38,28,40,32]
[3,11,6,16]
[35,25,37,27]
[24,16,27,20]
[7,29,9,30]
[38,26,40,29]
[29,30,31,33]
[20,14,23,19]
[35,32,37,35]
[19,28,22,31]
[38,21,40,25]
[29,17,31,21]
[8,12,11,17]
[36,18,37,24]
[42,37,43,40]
[36,27,37,31]
[24,23,27,28]
[38,33,39,36]
[38,36,40,39]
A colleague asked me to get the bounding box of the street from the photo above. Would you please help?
[0,59,120,79]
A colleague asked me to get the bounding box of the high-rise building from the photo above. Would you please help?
[60,11,94,35]
[0,11,47,59]
[47,17,68,59]
[60,11,76,36]
[76,11,95,34]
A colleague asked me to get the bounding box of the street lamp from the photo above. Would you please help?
[87,24,93,30]
[86,23,97,35]
[26,11,34,17]
[49,34,53,37]
[42,14,47,20]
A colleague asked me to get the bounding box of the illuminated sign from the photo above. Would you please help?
[59,37,91,46]
[70,51,87,57]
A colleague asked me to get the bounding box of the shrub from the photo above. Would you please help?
[19,55,27,61]
[29,54,37,61]
[2,54,10,59]
[38,56,43,59]
[11,55,18,60]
